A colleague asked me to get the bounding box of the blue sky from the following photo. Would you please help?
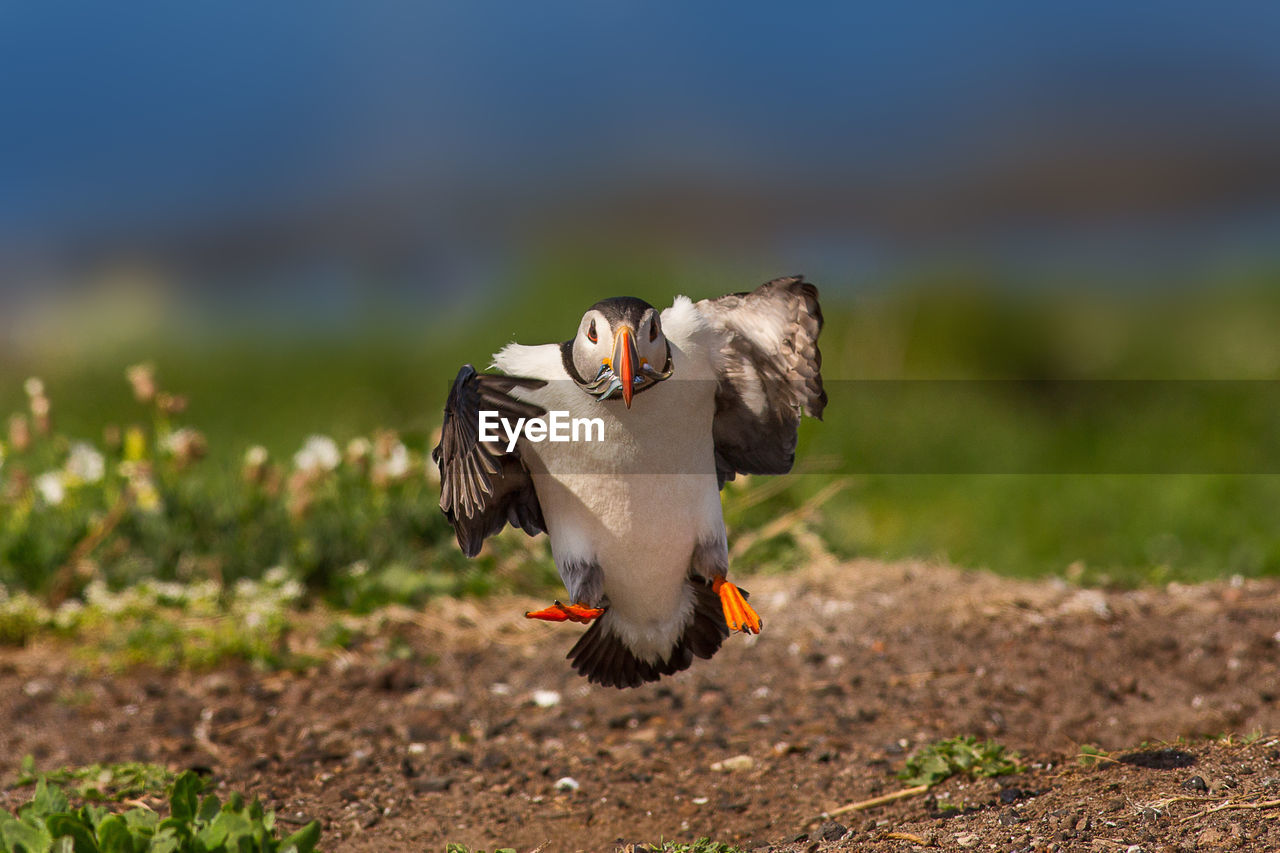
[3,2,1279,261]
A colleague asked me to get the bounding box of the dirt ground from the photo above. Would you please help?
[4,555,1280,852]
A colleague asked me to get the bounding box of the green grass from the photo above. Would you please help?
[1,771,319,853]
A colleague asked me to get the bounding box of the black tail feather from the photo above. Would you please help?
[567,579,734,689]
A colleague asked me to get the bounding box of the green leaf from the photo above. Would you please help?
[146,828,181,853]
[42,815,97,853]
[94,816,137,853]
[28,779,69,819]
[117,810,155,833]
[1,815,53,853]
[205,810,253,849]
[167,773,203,824]
[278,821,320,853]
[154,818,191,842]
[75,806,109,833]
[197,794,221,823]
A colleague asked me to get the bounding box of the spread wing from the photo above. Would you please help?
[431,365,548,556]
[697,275,827,487]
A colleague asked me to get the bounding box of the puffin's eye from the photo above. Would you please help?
[587,320,597,343]
[649,320,659,342]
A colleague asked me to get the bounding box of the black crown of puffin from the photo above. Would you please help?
[561,296,673,408]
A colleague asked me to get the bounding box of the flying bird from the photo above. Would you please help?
[432,276,826,687]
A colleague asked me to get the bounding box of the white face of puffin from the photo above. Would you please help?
[571,300,672,407]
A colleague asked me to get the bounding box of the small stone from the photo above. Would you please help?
[1182,775,1209,793]
[554,776,579,792]
[411,776,453,793]
[956,831,980,848]
[999,787,1029,804]
[817,821,847,841]
[999,810,1023,826]
[1196,827,1228,848]
[532,690,562,708]
[710,754,755,772]
[22,680,52,698]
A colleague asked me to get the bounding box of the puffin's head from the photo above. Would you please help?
[570,297,673,408]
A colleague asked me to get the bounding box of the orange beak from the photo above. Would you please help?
[612,325,637,408]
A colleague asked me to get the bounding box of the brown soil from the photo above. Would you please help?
[4,557,1280,852]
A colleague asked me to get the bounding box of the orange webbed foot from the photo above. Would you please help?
[712,576,762,634]
[525,600,605,624]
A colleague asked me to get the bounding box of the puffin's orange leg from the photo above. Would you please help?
[525,600,605,624]
[712,576,762,634]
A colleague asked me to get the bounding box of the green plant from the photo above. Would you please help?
[13,757,176,801]
[899,736,1025,787]
[641,840,744,853]
[0,771,320,853]
[0,366,517,610]
[1077,744,1116,767]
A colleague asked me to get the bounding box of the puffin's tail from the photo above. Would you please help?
[566,579,734,689]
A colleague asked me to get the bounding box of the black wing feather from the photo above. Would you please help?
[432,364,548,556]
[698,276,827,487]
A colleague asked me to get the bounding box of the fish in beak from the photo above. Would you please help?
[580,316,672,405]
[613,325,638,408]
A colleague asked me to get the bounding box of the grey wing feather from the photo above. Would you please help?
[432,364,548,556]
[698,275,827,487]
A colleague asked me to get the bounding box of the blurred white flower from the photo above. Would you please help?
[188,580,220,605]
[23,377,44,398]
[162,427,207,465]
[65,442,106,484]
[378,441,412,480]
[346,437,372,464]
[293,435,341,474]
[35,472,65,506]
[244,445,269,468]
[264,565,290,585]
[154,582,188,604]
[84,579,111,606]
[53,599,84,631]
[125,363,157,403]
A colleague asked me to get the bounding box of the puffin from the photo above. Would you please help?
[432,276,826,688]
